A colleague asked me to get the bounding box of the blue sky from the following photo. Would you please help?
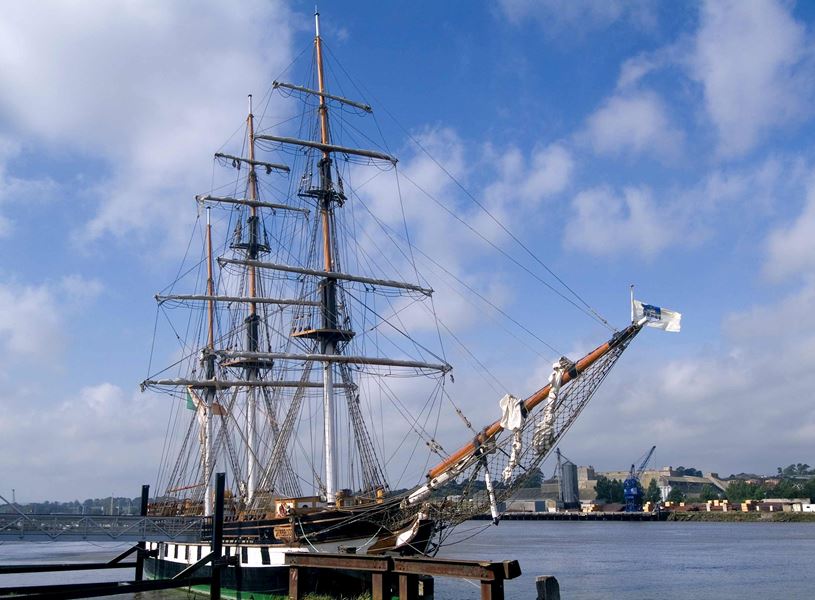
[2,0,815,500]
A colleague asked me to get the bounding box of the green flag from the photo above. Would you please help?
[186,389,196,410]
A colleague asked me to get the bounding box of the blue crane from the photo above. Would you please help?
[623,445,656,512]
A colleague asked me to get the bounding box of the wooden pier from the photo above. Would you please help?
[286,552,521,600]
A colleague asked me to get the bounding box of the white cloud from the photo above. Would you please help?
[617,48,675,90]
[565,186,677,258]
[565,156,800,259]
[689,0,813,157]
[0,276,103,365]
[0,0,293,249]
[498,0,656,33]
[482,143,574,209]
[60,275,105,307]
[0,383,170,499]
[609,1,815,160]
[581,91,684,162]
[765,172,815,280]
[0,136,58,238]
[0,283,65,360]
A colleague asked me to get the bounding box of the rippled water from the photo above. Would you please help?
[436,520,815,599]
[2,521,814,599]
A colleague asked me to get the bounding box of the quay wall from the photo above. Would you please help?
[666,511,815,522]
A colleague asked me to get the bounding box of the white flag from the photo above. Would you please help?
[633,299,681,332]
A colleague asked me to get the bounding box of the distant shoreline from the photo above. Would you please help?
[473,511,815,523]
[666,511,815,522]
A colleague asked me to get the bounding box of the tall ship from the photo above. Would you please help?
[140,11,669,598]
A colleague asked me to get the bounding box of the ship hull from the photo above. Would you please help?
[145,539,378,598]
[143,517,436,598]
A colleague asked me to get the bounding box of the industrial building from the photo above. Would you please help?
[505,462,737,509]
[578,466,728,501]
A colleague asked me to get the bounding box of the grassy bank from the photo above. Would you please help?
[666,511,815,522]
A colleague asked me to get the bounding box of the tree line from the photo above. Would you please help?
[594,472,815,505]
[0,497,143,515]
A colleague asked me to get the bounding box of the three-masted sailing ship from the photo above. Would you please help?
[140,12,652,597]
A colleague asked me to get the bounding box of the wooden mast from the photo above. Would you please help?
[315,13,333,274]
[246,94,259,502]
[206,208,216,350]
[203,206,215,516]
[314,9,339,504]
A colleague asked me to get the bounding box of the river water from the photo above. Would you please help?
[1,521,814,598]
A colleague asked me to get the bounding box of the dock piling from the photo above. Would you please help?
[398,572,418,600]
[535,575,560,600]
[135,483,149,581]
[210,472,225,600]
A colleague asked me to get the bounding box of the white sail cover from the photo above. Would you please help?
[633,299,681,332]
[499,394,524,431]
[499,394,525,482]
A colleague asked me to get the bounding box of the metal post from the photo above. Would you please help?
[135,484,149,581]
[211,472,225,600]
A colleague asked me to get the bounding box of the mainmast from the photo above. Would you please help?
[245,94,259,502]
[203,206,215,516]
[314,9,339,504]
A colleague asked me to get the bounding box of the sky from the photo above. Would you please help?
[2,0,815,501]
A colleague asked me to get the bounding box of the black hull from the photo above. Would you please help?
[145,556,372,599]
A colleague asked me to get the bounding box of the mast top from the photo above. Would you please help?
[314,9,320,38]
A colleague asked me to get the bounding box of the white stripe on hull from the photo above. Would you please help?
[147,535,379,569]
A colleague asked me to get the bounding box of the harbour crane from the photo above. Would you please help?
[623,445,656,512]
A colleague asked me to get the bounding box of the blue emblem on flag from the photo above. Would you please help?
[642,304,661,320]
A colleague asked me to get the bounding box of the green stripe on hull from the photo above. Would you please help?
[186,583,287,600]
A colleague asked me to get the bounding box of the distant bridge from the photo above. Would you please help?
[0,513,206,542]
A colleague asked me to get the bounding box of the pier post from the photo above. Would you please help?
[535,575,560,600]
[479,578,504,600]
[288,564,302,600]
[134,484,149,581]
[371,571,388,600]
[211,472,225,600]
[398,573,418,600]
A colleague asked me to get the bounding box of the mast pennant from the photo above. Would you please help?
[632,299,682,332]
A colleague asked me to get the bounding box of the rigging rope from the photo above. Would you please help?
[322,42,614,331]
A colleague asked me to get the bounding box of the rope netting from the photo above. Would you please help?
[373,332,638,535]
